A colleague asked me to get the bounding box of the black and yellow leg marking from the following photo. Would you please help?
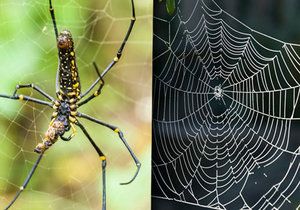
[78,62,104,107]
[4,152,44,210]
[69,108,78,123]
[13,83,55,102]
[61,122,77,141]
[116,0,136,60]
[77,112,141,185]
[51,101,60,119]
[0,93,53,108]
[76,121,107,210]
[51,111,58,118]
[49,118,56,126]
[61,109,78,141]
[52,100,60,109]
[78,0,136,106]
[100,0,136,78]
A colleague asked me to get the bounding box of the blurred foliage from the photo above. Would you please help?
[158,0,176,15]
[0,0,152,209]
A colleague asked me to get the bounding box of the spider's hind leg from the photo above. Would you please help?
[77,112,141,185]
[76,121,107,210]
[4,153,44,210]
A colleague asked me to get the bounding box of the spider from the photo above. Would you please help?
[0,0,140,209]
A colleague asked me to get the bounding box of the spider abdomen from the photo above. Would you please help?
[57,30,81,98]
[34,120,65,153]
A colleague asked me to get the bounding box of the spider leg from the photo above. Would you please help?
[4,153,44,210]
[60,123,77,141]
[76,121,107,210]
[49,0,58,39]
[100,0,136,78]
[77,112,141,185]
[78,0,136,104]
[13,83,55,102]
[49,0,61,95]
[0,93,53,108]
[78,62,104,107]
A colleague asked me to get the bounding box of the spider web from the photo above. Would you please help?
[0,0,152,209]
[152,0,300,209]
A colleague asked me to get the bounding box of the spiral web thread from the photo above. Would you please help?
[153,0,300,209]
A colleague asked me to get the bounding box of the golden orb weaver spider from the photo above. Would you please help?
[0,0,140,209]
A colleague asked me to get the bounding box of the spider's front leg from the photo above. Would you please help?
[13,83,55,102]
[0,93,53,107]
[78,0,136,106]
[0,82,54,108]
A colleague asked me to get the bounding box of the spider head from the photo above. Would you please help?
[57,30,74,49]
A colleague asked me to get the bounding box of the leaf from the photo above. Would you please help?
[166,0,175,15]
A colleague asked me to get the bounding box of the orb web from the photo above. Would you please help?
[152,0,300,209]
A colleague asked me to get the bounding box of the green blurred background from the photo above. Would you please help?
[0,0,152,209]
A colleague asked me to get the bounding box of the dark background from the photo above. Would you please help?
[152,0,300,209]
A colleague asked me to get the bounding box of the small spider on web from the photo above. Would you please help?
[0,0,141,209]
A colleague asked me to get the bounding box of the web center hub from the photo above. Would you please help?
[214,85,223,99]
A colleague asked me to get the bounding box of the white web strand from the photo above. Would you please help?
[153,0,300,209]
